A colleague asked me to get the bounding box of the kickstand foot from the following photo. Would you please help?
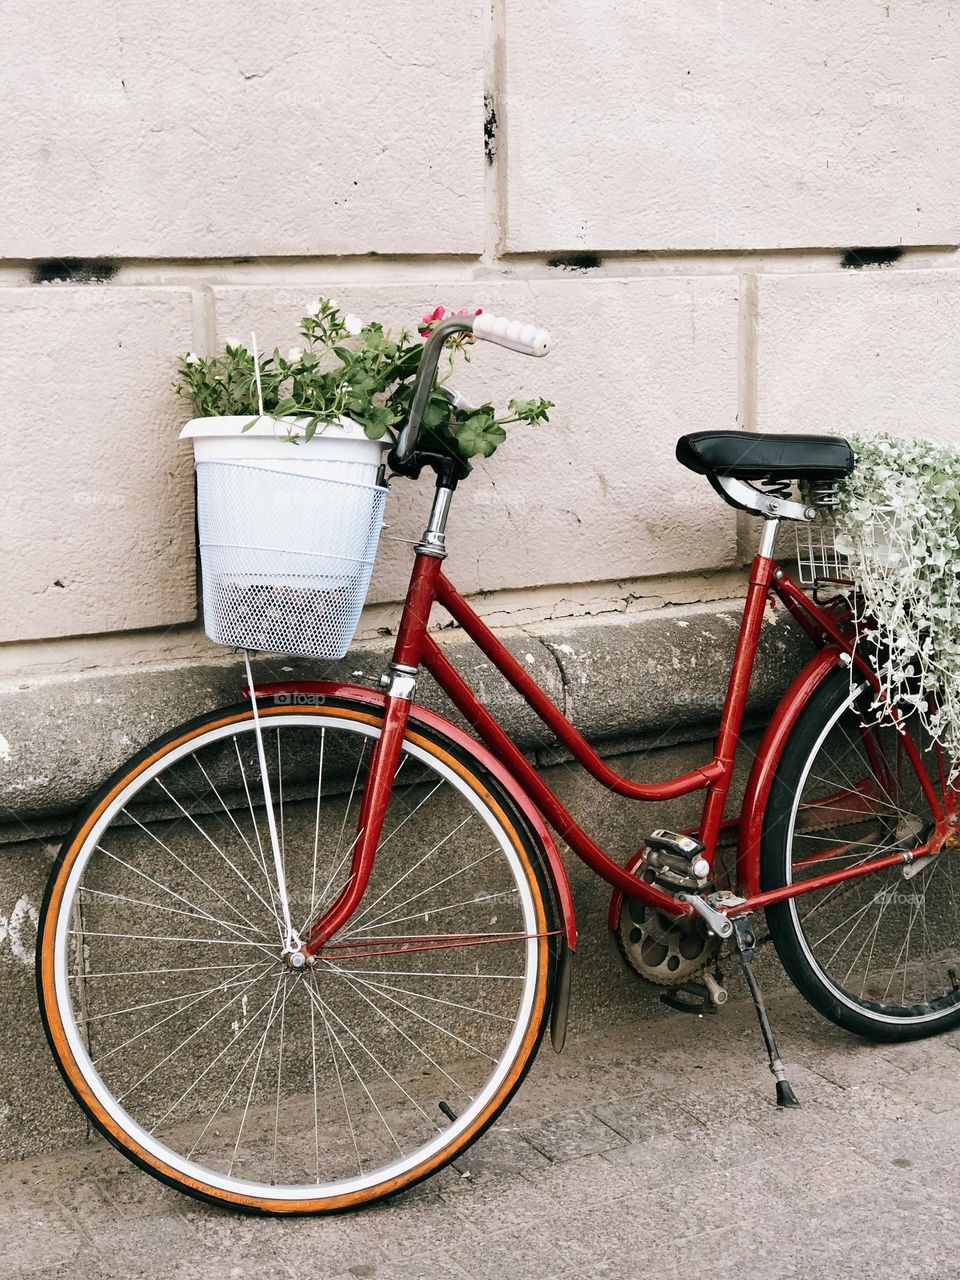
[730,916,801,1109]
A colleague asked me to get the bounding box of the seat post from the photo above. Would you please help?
[758,516,780,560]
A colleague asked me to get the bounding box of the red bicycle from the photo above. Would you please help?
[38,313,960,1213]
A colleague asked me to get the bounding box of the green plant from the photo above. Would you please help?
[834,431,960,776]
[175,299,552,463]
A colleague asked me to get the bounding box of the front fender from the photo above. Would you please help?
[251,678,577,950]
[736,646,845,897]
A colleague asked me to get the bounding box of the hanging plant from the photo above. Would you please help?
[832,430,960,776]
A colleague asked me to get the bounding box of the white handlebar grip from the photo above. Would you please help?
[472,312,551,357]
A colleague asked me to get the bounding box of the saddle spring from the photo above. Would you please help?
[758,475,794,502]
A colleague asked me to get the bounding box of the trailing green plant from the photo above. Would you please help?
[175,299,552,463]
[833,430,960,776]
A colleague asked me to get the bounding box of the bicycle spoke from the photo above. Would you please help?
[157,977,283,1138]
[79,884,265,938]
[305,981,440,1140]
[118,808,271,940]
[109,965,275,1086]
[154,780,283,937]
[301,981,404,1156]
[352,890,518,936]
[322,964,474,1101]
[330,970,515,1022]
[338,776,452,932]
[229,977,287,1175]
[323,960,496,1062]
[308,729,326,925]
[90,960,271,1071]
[233,738,283,926]
[345,828,488,936]
[315,986,364,1178]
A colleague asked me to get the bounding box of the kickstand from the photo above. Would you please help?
[730,916,800,1108]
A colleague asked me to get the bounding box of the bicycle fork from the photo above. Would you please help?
[303,679,414,956]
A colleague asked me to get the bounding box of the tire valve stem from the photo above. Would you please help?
[439,1100,458,1124]
[949,967,960,993]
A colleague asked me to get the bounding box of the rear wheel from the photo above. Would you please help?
[762,669,960,1041]
[38,697,557,1212]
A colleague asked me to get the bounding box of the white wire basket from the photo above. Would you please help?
[793,483,851,585]
[794,514,849,585]
[196,461,387,659]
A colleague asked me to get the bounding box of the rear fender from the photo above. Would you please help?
[736,646,845,897]
[251,679,577,950]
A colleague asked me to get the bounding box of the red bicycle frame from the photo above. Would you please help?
[289,526,949,958]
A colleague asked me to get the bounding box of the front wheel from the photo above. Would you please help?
[37,695,557,1213]
[761,668,960,1042]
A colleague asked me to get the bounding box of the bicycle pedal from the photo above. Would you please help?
[644,830,712,889]
[660,980,719,1015]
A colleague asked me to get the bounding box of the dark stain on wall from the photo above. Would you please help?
[32,259,120,284]
[840,247,904,269]
[484,94,497,165]
[547,253,603,271]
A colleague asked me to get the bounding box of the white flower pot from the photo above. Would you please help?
[179,415,390,660]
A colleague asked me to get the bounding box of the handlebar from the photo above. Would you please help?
[391,312,551,467]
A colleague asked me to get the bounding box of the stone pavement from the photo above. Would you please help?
[4,984,960,1280]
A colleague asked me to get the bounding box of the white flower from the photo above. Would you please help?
[184,351,200,365]
[343,313,363,336]
[305,299,321,315]
[286,346,303,362]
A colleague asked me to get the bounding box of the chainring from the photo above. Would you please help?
[617,895,722,986]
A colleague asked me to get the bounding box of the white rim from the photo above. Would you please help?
[51,709,543,1202]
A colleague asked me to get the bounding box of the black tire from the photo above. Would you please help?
[38,695,559,1213]
[761,668,960,1043]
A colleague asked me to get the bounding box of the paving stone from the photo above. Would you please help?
[331,1253,471,1280]
[0,1204,90,1280]
[520,1151,635,1207]
[84,1216,204,1280]
[446,1125,551,1183]
[517,1107,627,1162]
[438,1170,555,1237]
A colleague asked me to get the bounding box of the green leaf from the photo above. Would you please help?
[422,399,450,428]
[454,412,507,458]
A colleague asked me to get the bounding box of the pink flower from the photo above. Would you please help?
[418,305,446,337]
[418,305,483,338]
